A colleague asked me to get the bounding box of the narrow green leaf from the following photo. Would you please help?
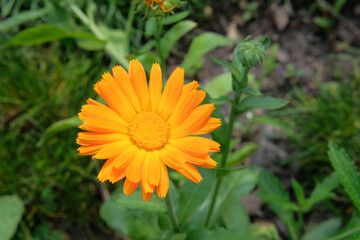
[0,195,24,240]
[160,20,197,59]
[301,218,341,240]
[303,172,339,211]
[292,179,306,208]
[210,96,232,105]
[262,35,271,50]
[37,116,81,147]
[145,17,157,37]
[223,203,250,234]
[226,143,258,167]
[7,25,105,47]
[177,168,215,224]
[328,141,360,212]
[240,96,288,110]
[209,169,258,227]
[114,188,166,212]
[160,11,190,25]
[211,57,241,83]
[204,73,232,99]
[242,87,262,96]
[0,7,51,31]
[182,32,231,73]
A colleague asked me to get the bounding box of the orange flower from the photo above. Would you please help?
[145,0,175,12]
[77,60,221,201]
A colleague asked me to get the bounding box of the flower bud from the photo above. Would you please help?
[142,0,179,17]
[236,38,266,68]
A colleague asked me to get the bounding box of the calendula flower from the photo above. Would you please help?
[77,60,221,201]
[145,0,176,12]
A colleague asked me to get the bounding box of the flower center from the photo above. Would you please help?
[128,112,170,151]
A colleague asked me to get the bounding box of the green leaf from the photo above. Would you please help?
[223,203,250,234]
[292,179,306,208]
[211,57,241,83]
[328,141,360,212]
[7,25,105,47]
[145,17,157,37]
[202,94,227,146]
[187,228,255,240]
[177,168,215,224]
[257,168,299,239]
[303,172,339,211]
[0,195,24,240]
[226,143,258,167]
[328,216,360,240]
[182,32,231,74]
[210,96,232,105]
[240,96,288,110]
[114,188,166,212]
[209,169,258,227]
[242,87,262,96]
[100,196,162,240]
[204,73,232,99]
[301,218,341,240]
[160,11,190,25]
[160,20,197,59]
[262,35,271,50]
[37,116,81,147]
[0,7,51,31]
[314,17,331,29]
[160,231,187,240]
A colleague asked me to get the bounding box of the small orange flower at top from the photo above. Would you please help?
[145,0,175,12]
[77,60,221,201]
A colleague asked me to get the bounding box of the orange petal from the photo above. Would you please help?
[169,136,220,157]
[77,132,127,145]
[177,162,202,183]
[112,65,142,112]
[168,82,205,129]
[193,117,222,135]
[113,144,138,169]
[78,144,103,156]
[123,178,140,196]
[141,183,154,202]
[157,67,184,119]
[94,140,130,159]
[171,104,215,138]
[147,151,161,186]
[149,63,162,111]
[97,158,115,182]
[155,162,169,198]
[142,152,155,193]
[159,146,186,170]
[108,167,126,183]
[126,149,146,183]
[96,72,136,121]
[81,103,127,126]
[79,119,128,133]
[129,59,150,110]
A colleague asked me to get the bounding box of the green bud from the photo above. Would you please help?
[236,38,266,68]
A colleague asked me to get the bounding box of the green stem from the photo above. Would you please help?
[165,193,180,232]
[204,67,249,228]
[125,0,136,51]
[155,18,165,71]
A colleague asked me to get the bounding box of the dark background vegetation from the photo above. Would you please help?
[0,0,359,239]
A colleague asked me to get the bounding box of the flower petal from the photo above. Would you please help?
[168,81,205,129]
[193,117,222,135]
[112,65,142,112]
[147,151,161,186]
[126,149,146,183]
[113,144,138,169]
[155,162,169,198]
[94,140,130,159]
[124,178,140,196]
[129,59,150,110]
[149,63,162,111]
[79,119,128,133]
[171,104,215,138]
[95,72,136,121]
[177,162,202,183]
[169,136,220,157]
[159,146,186,170]
[157,67,184,119]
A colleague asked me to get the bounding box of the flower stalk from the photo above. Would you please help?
[165,193,180,232]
